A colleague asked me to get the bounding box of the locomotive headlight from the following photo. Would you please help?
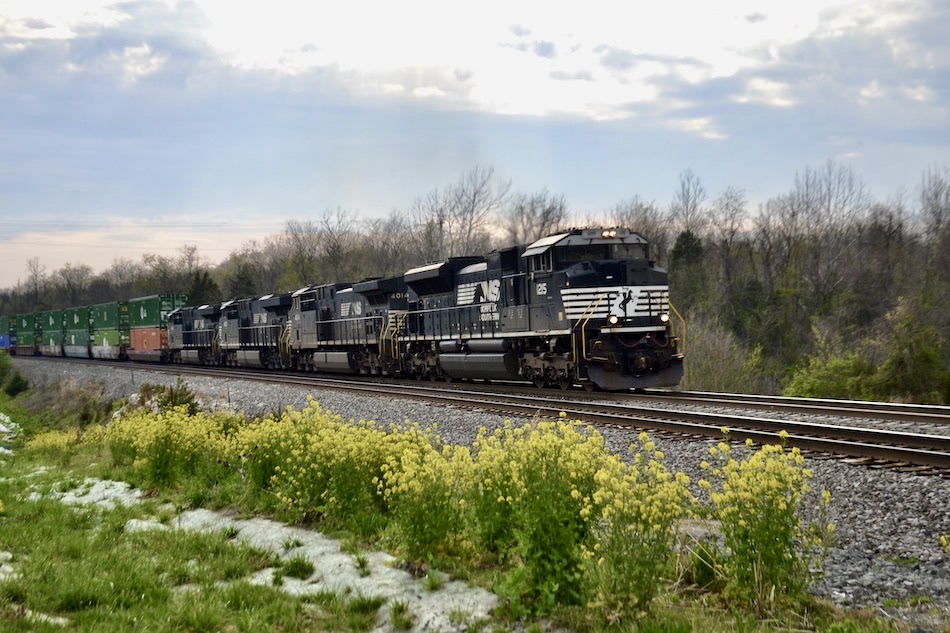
[601,229,618,238]
[608,315,619,325]
[659,313,670,323]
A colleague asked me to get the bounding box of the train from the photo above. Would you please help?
[1,228,685,391]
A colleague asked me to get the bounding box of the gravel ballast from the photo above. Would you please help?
[10,357,950,631]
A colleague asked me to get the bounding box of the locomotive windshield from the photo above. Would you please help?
[557,242,648,264]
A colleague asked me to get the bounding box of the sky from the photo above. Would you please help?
[0,0,947,290]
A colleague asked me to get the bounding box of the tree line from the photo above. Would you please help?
[2,162,949,402]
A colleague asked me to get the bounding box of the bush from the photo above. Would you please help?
[0,353,11,383]
[783,352,874,400]
[700,431,830,612]
[2,370,29,398]
[381,439,472,561]
[483,419,610,613]
[583,433,693,619]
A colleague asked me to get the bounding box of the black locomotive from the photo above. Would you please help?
[168,228,684,390]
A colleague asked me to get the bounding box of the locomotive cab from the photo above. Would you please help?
[521,228,684,390]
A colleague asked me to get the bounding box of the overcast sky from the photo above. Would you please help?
[1,0,947,290]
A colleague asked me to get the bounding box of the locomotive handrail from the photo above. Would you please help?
[573,292,608,362]
[663,292,686,357]
[279,322,291,359]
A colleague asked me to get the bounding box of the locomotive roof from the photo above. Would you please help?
[521,228,646,257]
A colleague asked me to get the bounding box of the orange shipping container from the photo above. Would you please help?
[128,327,168,362]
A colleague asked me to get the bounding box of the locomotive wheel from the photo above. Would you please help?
[533,375,546,389]
[582,381,597,392]
[557,378,572,391]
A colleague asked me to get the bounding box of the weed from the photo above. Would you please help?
[282,554,315,580]
[222,525,240,540]
[390,599,415,630]
[2,370,29,398]
[354,553,371,577]
[159,377,198,415]
[700,431,831,612]
[282,535,303,551]
[423,570,446,591]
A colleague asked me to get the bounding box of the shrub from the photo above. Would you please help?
[381,438,473,561]
[784,352,874,400]
[234,400,399,528]
[26,429,78,465]
[700,431,830,612]
[0,353,12,383]
[583,433,693,619]
[2,370,29,398]
[104,406,239,487]
[485,418,610,614]
[157,377,199,415]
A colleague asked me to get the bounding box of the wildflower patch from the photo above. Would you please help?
[70,400,829,621]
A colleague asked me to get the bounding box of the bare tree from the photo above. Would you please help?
[919,165,950,290]
[317,207,358,283]
[282,218,322,287]
[409,165,511,259]
[502,189,568,245]
[177,245,206,277]
[364,211,416,275]
[26,257,46,308]
[57,262,94,307]
[919,165,950,241]
[708,186,749,288]
[608,195,674,264]
[139,252,195,295]
[670,168,708,235]
[792,160,871,307]
[450,165,511,255]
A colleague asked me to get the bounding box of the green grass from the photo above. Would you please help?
[0,496,319,631]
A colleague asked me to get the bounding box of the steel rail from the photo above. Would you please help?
[130,362,950,470]
[16,357,950,471]
[638,389,950,424]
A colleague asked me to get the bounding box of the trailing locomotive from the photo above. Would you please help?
[165,228,684,390]
[3,228,684,390]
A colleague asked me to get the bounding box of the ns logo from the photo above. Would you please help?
[457,279,501,306]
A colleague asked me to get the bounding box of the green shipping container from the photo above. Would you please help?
[64,306,92,333]
[65,330,92,344]
[16,313,38,347]
[92,301,129,330]
[128,295,188,328]
[39,310,64,356]
[92,301,130,359]
[40,310,64,335]
[63,306,93,358]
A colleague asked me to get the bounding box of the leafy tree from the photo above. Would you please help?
[187,270,223,306]
[669,230,707,310]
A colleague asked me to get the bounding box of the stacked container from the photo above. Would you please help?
[63,305,93,358]
[0,315,10,353]
[15,313,37,356]
[91,301,130,360]
[127,295,188,361]
[39,310,64,356]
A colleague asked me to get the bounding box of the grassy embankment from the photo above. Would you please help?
[0,354,915,632]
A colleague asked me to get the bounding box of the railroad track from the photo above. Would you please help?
[16,357,950,474]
